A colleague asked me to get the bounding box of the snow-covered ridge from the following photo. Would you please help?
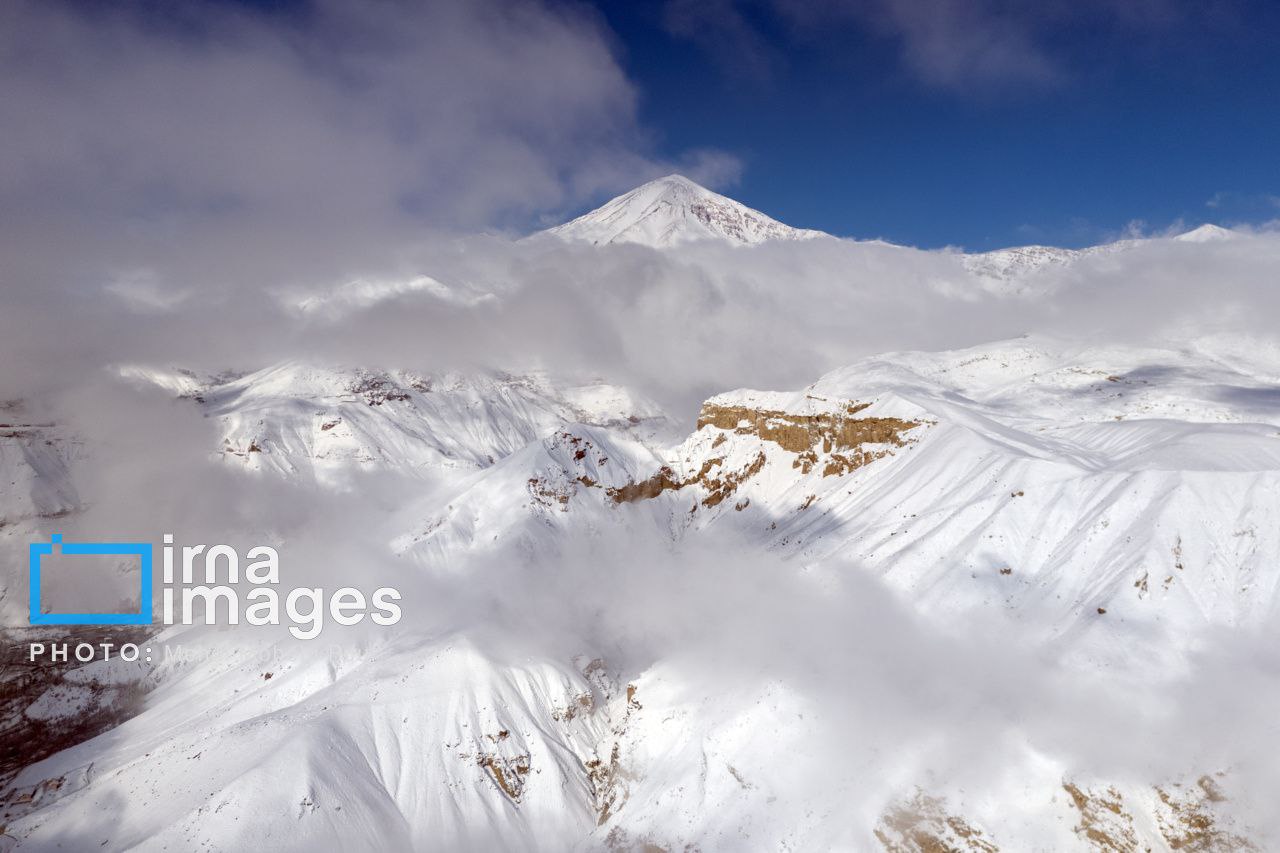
[113,362,670,483]
[542,174,1244,287]
[1174,223,1238,243]
[542,174,828,247]
[7,338,1280,850]
[963,225,1242,290]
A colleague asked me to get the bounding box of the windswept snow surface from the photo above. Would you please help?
[6,337,1280,850]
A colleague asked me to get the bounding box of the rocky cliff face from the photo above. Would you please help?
[606,398,926,510]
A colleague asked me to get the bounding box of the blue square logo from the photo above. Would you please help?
[29,534,153,626]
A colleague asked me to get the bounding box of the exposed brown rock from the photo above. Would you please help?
[551,692,594,722]
[875,790,999,852]
[872,778,1257,853]
[528,476,574,509]
[696,402,917,457]
[605,453,766,509]
[700,453,765,507]
[478,751,531,802]
[822,447,897,477]
[607,467,683,503]
[587,743,628,825]
[1156,777,1257,851]
[1062,781,1136,852]
[610,397,924,507]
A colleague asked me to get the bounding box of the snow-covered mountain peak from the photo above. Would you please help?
[543,174,827,247]
[1174,223,1238,243]
[633,173,703,196]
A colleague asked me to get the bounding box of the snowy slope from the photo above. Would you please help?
[4,619,1261,852]
[962,225,1241,292]
[1174,223,1239,243]
[391,424,673,564]
[384,336,1280,665]
[6,337,1280,851]
[961,244,1082,285]
[118,363,669,484]
[651,340,1280,653]
[0,627,632,852]
[542,175,827,247]
[0,403,78,526]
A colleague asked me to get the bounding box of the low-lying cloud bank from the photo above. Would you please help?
[398,524,1280,842]
[6,225,1280,421]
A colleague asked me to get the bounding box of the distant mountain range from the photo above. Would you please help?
[541,174,1241,284]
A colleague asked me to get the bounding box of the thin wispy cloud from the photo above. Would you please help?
[664,0,1238,91]
[663,0,782,83]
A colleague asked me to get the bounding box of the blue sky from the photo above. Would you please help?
[590,0,1280,250]
[6,0,1279,255]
